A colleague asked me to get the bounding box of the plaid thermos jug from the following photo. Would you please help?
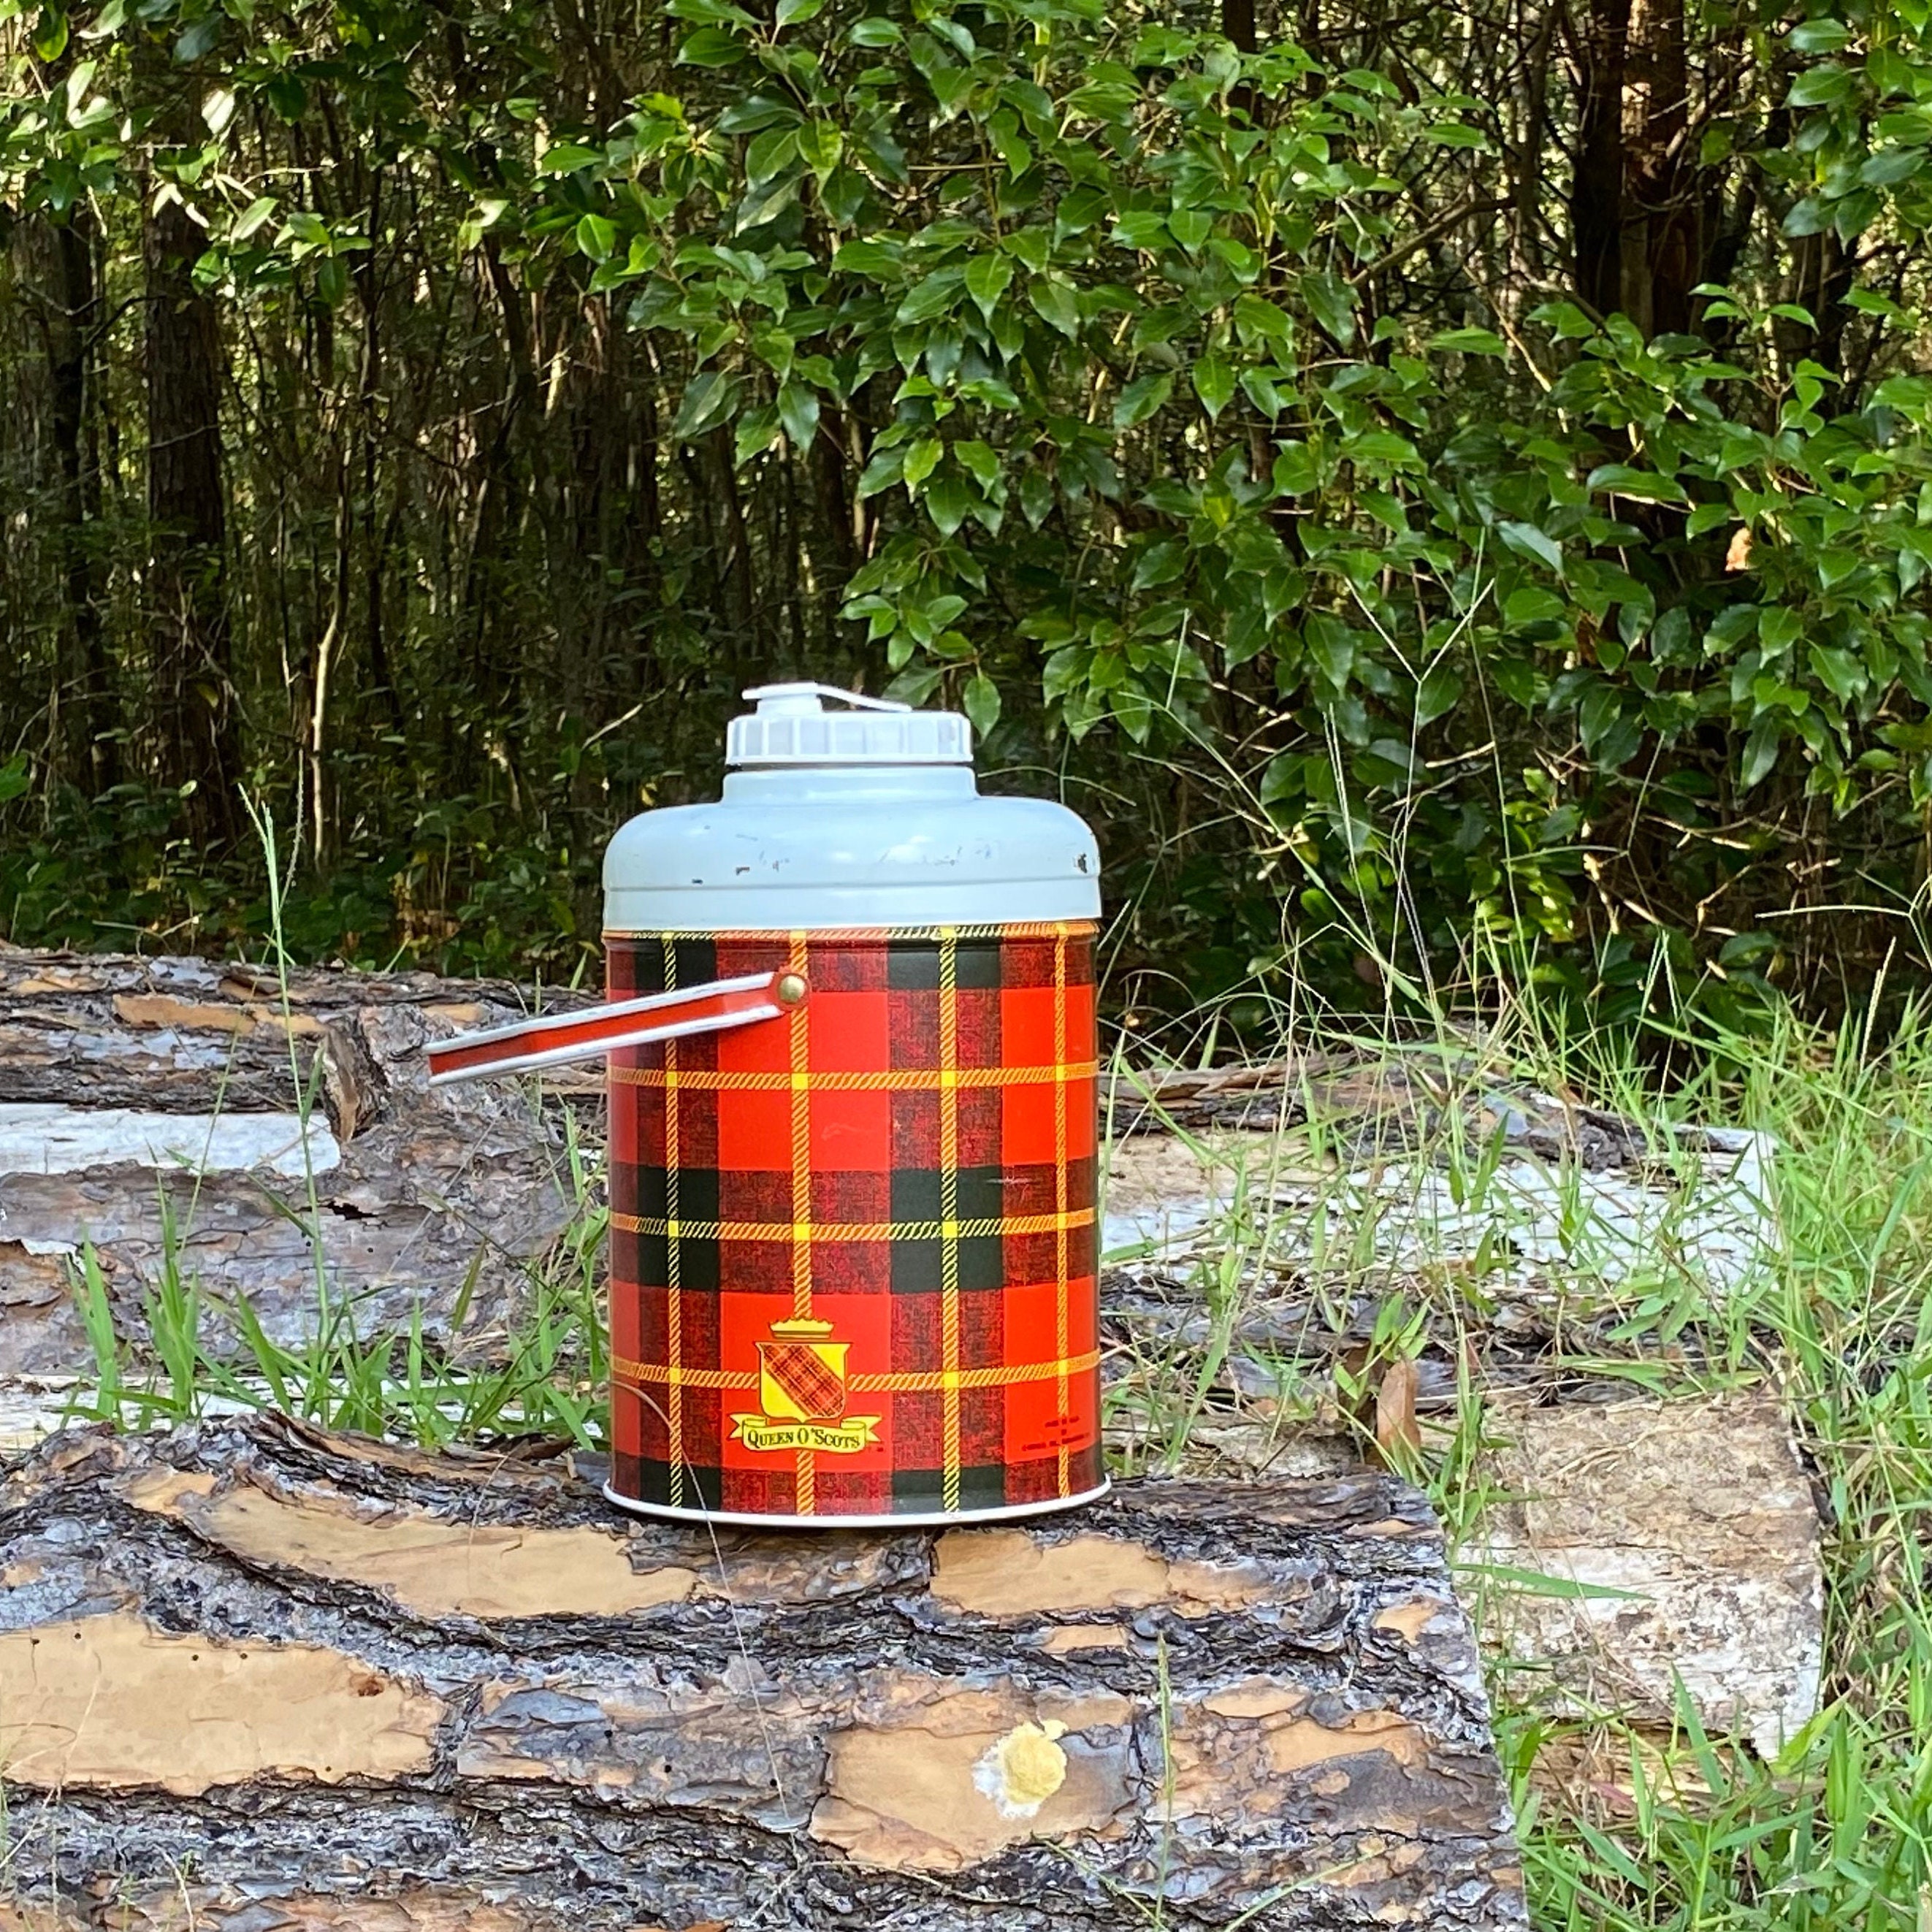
[428,684,1104,1527]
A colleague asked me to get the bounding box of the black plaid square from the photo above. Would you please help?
[622,937,722,996]
[886,942,939,990]
[893,1465,1006,1512]
[955,939,1002,988]
[649,1231,719,1292]
[627,1459,724,1512]
[891,1164,1005,1223]
[888,1165,1004,1293]
[638,1164,720,1227]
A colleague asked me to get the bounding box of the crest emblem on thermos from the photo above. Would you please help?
[758,1320,848,1422]
[727,1319,881,1454]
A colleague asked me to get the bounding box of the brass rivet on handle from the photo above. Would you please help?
[775,972,809,1006]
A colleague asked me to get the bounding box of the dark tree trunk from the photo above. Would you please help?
[1505,5,1558,299]
[1222,0,1258,121]
[23,206,118,794]
[3,1416,1526,1931]
[143,162,239,839]
[1571,0,1631,318]
[1620,0,1697,335]
[695,423,759,667]
[1572,0,1719,335]
[812,399,857,590]
[459,233,536,747]
[356,171,396,741]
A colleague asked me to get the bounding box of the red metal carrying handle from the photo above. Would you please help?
[425,971,806,1085]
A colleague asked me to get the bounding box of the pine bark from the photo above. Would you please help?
[1,1416,1525,1931]
[0,950,593,1375]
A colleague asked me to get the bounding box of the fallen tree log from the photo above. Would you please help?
[0,951,597,1375]
[1,1417,1524,1930]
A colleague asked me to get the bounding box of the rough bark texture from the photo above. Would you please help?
[1473,1390,1823,1757]
[1570,0,1631,320]
[1568,0,1712,337]
[1,1417,1524,1931]
[1620,0,1695,336]
[1101,1054,1696,1167]
[0,951,596,1374]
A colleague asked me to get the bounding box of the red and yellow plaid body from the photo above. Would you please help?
[606,923,1102,1521]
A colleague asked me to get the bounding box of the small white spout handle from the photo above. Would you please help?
[741,682,912,717]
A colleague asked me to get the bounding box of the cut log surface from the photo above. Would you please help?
[0,952,597,1373]
[1,1418,1524,1930]
[1473,1389,1823,1755]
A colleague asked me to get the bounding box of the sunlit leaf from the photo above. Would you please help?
[1498,521,1564,575]
[1112,372,1172,429]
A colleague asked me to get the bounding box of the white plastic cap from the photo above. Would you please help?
[725,682,973,767]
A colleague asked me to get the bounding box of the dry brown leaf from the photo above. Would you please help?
[1375,1358,1421,1462]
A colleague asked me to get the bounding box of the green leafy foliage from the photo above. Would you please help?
[481,0,1932,1024]
[6,0,1932,1028]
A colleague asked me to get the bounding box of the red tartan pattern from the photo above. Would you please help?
[604,925,1102,1519]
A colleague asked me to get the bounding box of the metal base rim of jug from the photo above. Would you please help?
[600,1478,1112,1531]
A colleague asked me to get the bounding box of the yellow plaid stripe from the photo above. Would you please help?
[787,929,814,1515]
[611,1207,1095,1242]
[613,1349,1101,1395]
[663,937,684,1510]
[939,930,961,1513]
[1054,930,1070,1498]
[611,1061,1097,1093]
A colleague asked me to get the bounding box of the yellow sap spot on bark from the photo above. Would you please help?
[973,1719,1069,1819]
